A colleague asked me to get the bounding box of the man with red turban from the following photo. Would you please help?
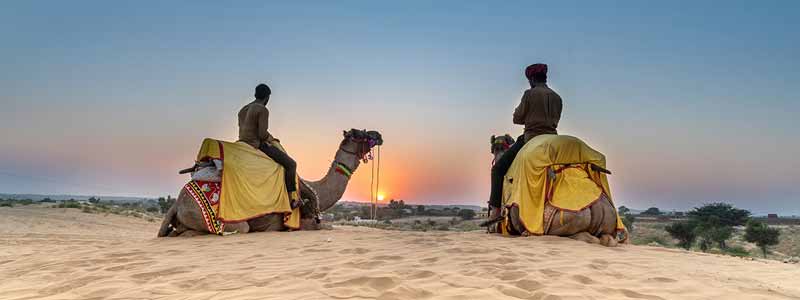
[489,63,563,215]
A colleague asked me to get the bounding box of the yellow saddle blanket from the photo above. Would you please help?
[502,134,624,235]
[196,138,300,229]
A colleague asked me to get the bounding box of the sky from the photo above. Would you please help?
[1,1,798,215]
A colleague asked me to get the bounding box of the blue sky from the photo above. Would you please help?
[1,1,798,214]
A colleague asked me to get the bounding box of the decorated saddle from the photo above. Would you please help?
[184,138,301,234]
[501,134,625,235]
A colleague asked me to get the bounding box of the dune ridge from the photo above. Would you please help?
[1,206,798,299]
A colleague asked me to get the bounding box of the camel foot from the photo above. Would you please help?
[618,228,630,244]
[224,222,250,234]
[178,230,206,237]
[569,232,601,244]
[599,234,618,247]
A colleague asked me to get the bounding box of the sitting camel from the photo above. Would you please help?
[158,129,382,237]
[488,134,628,247]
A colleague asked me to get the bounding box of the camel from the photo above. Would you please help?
[488,134,628,246]
[157,129,383,237]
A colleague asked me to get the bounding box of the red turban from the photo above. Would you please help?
[525,63,548,80]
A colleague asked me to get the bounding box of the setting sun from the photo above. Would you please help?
[377,194,385,201]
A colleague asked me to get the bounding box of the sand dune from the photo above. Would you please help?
[1,206,799,299]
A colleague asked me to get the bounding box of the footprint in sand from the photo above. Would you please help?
[495,284,532,299]
[539,268,564,277]
[371,255,404,261]
[342,259,383,269]
[307,271,328,279]
[514,279,543,292]
[378,286,434,299]
[302,248,329,253]
[570,274,595,284]
[419,257,439,264]
[324,276,399,291]
[338,247,370,255]
[496,270,528,281]
[647,277,678,283]
[406,270,437,280]
[588,258,610,270]
[615,288,666,300]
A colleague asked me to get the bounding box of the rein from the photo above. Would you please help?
[336,135,382,219]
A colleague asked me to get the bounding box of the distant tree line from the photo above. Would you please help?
[618,203,781,258]
[327,199,478,221]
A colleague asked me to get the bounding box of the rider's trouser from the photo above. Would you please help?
[259,143,298,195]
[491,134,546,208]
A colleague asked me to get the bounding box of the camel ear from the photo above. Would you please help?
[343,130,349,137]
[491,135,496,143]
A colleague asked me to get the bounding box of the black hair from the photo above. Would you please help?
[531,73,547,82]
[255,83,271,100]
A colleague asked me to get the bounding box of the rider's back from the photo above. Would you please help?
[237,102,273,149]
[514,84,563,142]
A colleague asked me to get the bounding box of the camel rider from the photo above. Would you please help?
[489,63,562,216]
[238,83,302,209]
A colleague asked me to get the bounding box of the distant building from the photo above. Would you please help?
[476,211,489,218]
[767,214,779,219]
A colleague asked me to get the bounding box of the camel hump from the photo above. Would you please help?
[517,134,606,169]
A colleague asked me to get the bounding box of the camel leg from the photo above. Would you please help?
[509,205,526,235]
[178,229,206,237]
[599,234,618,247]
[547,207,591,236]
[157,201,179,237]
[589,196,622,247]
[223,222,250,234]
[247,214,286,232]
[569,232,601,244]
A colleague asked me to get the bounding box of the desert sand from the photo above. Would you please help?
[1,206,799,300]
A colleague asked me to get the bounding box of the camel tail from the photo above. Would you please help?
[157,202,178,237]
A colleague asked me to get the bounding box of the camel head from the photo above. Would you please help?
[490,134,515,162]
[339,128,383,163]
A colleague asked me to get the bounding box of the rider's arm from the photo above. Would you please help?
[513,91,529,125]
[257,107,273,143]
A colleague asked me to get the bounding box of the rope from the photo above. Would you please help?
[374,145,381,220]
[370,151,375,220]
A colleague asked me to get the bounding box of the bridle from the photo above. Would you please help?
[491,137,512,154]
[335,136,379,178]
[339,137,378,163]
[490,136,513,165]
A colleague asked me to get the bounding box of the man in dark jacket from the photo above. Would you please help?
[489,64,563,214]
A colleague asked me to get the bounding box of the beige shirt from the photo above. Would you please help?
[237,101,274,149]
[513,83,563,142]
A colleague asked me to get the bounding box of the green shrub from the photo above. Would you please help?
[745,220,780,258]
[722,246,751,257]
[623,214,636,232]
[58,201,82,209]
[665,221,697,250]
